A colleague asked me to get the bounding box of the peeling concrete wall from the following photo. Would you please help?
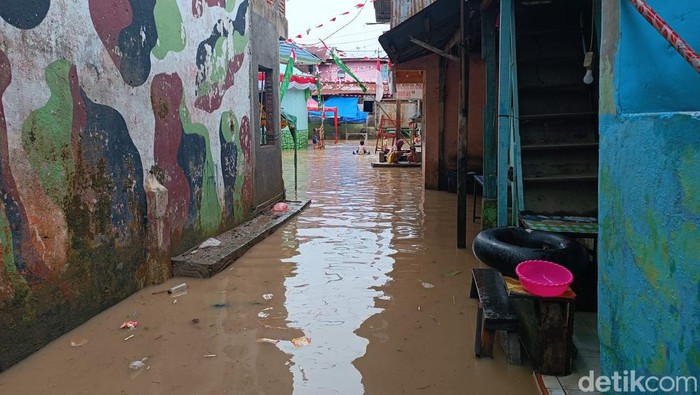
[599,0,700,381]
[0,0,284,370]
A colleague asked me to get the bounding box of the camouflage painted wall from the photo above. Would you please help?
[0,0,272,370]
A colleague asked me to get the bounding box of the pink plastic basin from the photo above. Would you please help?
[515,260,574,297]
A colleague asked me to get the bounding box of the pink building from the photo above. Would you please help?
[318,58,389,96]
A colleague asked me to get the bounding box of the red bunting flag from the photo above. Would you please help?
[355,3,364,8]
[341,11,350,15]
[316,24,324,28]
[296,34,302,38]
[330,17,336,21]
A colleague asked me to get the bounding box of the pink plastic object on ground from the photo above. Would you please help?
[515,260,573,298]
[273,202,289,213]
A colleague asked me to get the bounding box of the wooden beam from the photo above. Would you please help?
[444,30,461,52]
[497,0,513,226]
[409,37,459,62]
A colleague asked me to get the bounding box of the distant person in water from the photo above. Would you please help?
[354,140,370,155]
[407,147,418,163]
[387,140,406,163]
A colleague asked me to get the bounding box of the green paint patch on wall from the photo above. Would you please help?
[21,60,74,205]
[220,111,238,144]
[152,0,186,60]
[179,101,221,232]
[0,207,30,306]
[227,111,247,224]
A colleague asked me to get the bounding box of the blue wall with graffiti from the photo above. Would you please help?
[599,0,700,385]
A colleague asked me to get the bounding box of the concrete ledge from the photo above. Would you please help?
[172,200,310,278]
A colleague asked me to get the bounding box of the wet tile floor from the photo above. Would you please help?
[538,312,600,395]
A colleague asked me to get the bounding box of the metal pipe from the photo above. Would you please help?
[627,0,700,73]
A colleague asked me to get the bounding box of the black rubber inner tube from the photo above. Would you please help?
[472,227,590,277]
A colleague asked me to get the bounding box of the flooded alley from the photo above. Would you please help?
[0,143,536,394]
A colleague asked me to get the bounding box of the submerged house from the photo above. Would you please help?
[378,0,699,385]
[0,0,287,370]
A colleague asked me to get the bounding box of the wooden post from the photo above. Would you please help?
[481,3,498,229]
[396,98,402,145]
[497,0,513,227]
[457,0,470,248]
[438,56,447,190]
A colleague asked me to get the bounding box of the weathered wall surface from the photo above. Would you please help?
[250,11,284,209]
[397,53,484,191]
[0,0,282,370]
[599,0,700,381]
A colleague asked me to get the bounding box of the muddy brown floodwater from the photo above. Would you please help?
[0,142,537,395]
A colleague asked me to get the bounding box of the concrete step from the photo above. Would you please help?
[172,200,311,278]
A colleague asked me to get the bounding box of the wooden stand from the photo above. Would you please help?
[504,276,576,375]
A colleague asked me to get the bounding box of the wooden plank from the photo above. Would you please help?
[471,269,518,326]
[409,37,459,62]
[371,162,422,168]
[172,200,311,278]
[481,5,498,201]
[497,0,513,226]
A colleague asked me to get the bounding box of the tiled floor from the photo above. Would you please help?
[536,312,601,395]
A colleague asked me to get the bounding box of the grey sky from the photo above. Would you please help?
[285,0,389,57]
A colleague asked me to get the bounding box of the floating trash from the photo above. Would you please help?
[421,282,435,289]
[272,202,289,213]
[129,357,148,371]
[257,307,272,318]
[212,303,230,308]
[199,238,222,248]
[168,283,188,297]
[120,320,139,330]
[262,293,273,300]
[256,338,280,344]
[70,339,88,347]
[291,336,312,347]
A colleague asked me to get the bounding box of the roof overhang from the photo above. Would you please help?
[378,0,461,64]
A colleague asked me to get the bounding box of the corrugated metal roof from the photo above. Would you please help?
[379,0,461,64]
[391,0,438,27]
[279,41,322,65]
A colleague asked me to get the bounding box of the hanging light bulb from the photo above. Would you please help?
[583,68,594,85]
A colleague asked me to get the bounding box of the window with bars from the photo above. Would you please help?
[258,66,275,146]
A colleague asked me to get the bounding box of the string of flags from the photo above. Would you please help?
[289,1,378,41]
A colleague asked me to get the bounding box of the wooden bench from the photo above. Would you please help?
[470,268,521,364]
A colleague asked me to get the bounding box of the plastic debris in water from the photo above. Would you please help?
[212,303,230,308]
[256,338,280,344]
[199,238,222,248]
[124,334,135,341]
[70,339,88,347]
[120,320,139,330]
[257,307,272,318]
[129,357,148,371]
[291,336,312,347]
[273,202,289,213]
[421,282,434,289]
[262,293,273,300]
[167,283,188,297]
[203,354,217,358]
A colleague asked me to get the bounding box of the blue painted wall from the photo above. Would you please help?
[599,0,700,385]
